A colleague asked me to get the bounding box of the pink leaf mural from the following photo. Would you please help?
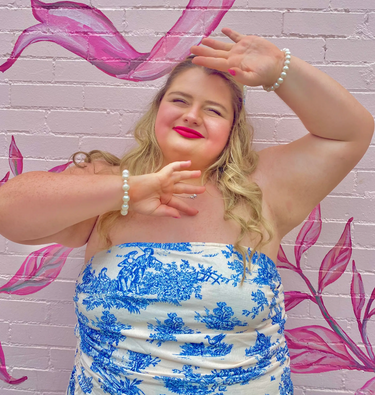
[8,136,23,176]
[277,245,297,271]
[0,171,10,187]
[284,291,316,311]
[48,161,72,173]
[318,218,353,293]
[294,204,322,268]
[351,260,365,322]
[0,244,73,295]
[0,342,28,384]
[0,0,235,81]
[355,377,375,395]
[285,326,362,373]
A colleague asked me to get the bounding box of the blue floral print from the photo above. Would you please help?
[69,242,293,394]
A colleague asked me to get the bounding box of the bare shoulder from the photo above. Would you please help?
[63,160,120,176]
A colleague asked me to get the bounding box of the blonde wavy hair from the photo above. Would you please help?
[73,56,273,275]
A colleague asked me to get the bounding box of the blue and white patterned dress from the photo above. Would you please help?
[67,242,293,395]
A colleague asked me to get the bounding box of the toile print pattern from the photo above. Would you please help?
[68,242,292,394]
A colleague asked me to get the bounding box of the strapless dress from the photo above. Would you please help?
[67,242,293,395]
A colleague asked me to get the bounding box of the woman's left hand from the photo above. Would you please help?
[191,27,285,88]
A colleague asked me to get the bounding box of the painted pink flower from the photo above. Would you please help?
[48,161,72,173]
[0,244,73,295]
[355,377,375,395]
[0,171,10,187]
[318,218,353,292]
[294,204,322,268]
[0,0,235,81]
[8,136,23,176]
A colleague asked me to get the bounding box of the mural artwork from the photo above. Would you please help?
[0,0,374,393]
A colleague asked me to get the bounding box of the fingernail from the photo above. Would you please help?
[174,217,180,219]
[228,69,236,76]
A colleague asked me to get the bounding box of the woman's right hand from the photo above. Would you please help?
[128,161,205,218]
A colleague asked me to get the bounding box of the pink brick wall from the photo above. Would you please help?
[0,1,374,394]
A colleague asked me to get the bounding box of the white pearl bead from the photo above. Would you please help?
[122,183,130,191]
[285,60,291,65]
[122,170,129,177]
[122,203,129,209]
[283,65,289,71]
[281,72,287,77]
[274,83,280,89]
[278,78,284,84]
[123,195,130,202]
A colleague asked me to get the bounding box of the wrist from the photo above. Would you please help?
[263,48,291,92]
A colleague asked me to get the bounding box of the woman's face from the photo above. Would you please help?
[155,68,234,170]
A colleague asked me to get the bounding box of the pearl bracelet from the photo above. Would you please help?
[263,48,291,92]
[121,169,130,216]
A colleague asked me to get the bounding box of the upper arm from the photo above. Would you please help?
[257,131,373,237]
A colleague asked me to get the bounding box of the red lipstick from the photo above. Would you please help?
[173,127,204,139]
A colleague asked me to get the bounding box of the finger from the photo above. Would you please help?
[191,56,229,72]
[171,170,202,183]
[190,45,229,59]
[173,184,206,195]
[167,197,199,216]
[200,37,234,51]
[160,161,192,176]
[153,204,182,218]
[221,27,245,43]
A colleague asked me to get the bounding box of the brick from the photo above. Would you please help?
[0,8,36,31]
[11,323,76,347]
[331,0,375,10]
[125,9,203,34]
[47,110,121,136]
[0,109,45,132]
[284,12,364,36]
[50,348,75,370]
[3,59,54,82]
[275,117,308,142]
[244,0,329,8]
[317,65,375,90]
[0,300,48,323]
[84,85,154,111]
[326,39,375,62]
[250,117,276,141]
[11,84,83,108]
[1,345,49,369]
[7,134,79,160]
[48,302,77,326]
[0,84,10,106]
[292,371,344,389]
[11,368,71,391]
[80,136,134,158]
[217,10,283,36]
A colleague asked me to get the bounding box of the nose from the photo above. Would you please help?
[183,105,202,125]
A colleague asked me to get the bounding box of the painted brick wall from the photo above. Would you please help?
[0,1,374,394]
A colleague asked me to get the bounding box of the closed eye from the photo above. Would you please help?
[208,108,222,116]
[172,98,187,104]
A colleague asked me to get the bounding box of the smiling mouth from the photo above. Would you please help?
[173,127,204,139]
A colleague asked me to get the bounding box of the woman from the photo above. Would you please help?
[0,28,373,394]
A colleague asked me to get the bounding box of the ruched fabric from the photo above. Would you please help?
[67,242,293,395]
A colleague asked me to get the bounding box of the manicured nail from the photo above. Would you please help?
[228,69,236,76]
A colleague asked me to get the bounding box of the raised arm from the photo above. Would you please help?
[0,161,205,246]
[191,28,374,236]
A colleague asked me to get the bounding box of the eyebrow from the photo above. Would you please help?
[167,91,230,115]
